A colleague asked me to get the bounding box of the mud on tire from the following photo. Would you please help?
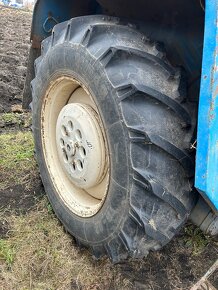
[31,16,197,262]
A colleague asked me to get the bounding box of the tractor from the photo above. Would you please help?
[23,0,217,262]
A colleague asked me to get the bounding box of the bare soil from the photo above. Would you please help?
[0,5,30,113]
[0,6,42,232]
[0,6,217,290]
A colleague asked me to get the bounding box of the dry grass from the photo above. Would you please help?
[0,198,132,290]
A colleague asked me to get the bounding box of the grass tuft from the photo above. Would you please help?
[0,239,15,267]
[0,112,32,129]
[184,225,210,255]
[1,113,22,125]
[0,131,37,190]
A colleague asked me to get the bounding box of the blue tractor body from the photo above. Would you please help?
[195,0,218,213]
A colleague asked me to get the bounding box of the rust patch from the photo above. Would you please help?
[209,43,218,121]
[210,65,215,90]
[209,73,218,121]
[31,34,43,49]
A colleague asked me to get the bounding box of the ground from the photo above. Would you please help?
[0,5,217,290]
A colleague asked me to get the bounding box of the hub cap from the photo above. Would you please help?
[56,103,106,191]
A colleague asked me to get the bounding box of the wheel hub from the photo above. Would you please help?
[56,103,106,189]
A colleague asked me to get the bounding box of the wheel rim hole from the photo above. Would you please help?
[68,120,74,131]
[60,138,65,147]
[71,162,76,172]
[67,144,71,151]
[62,149,68,162]
[77,160,83,171]
[75,129,82,141]
[61,125,68,136]
[79,146,86,158]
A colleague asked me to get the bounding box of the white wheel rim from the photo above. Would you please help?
[41,76,109,217]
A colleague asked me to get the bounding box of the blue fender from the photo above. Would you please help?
[30,0,99,48]
[195,0,218,213]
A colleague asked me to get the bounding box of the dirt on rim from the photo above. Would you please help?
[0,6,217,290]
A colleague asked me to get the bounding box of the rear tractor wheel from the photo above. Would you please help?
[31,16,197,262]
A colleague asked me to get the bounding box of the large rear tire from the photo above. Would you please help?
[31,16,197,262]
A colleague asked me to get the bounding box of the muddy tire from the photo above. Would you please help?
[31,16,197,262]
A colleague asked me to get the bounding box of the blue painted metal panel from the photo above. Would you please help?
[195,0,218,212]
[31,0,74,41]
[31,0,99,47]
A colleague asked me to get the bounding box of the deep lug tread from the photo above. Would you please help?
[105,46,176,78]
[104,244,114,261]
[116,84,137,100]
[34,56,42,76]
[51,31,55,47]
[118,230,133,252]
[105,239,128,263]
[116,83,191,126]
[142,222,171,246]
[153,42,167,59]
[133,172,151,192]
[133,167,188,218]
[130,204,171,245]
[30,79,37,103]
[99,47,117,67]
[41,36,51,56]
[91,245,106,260]
[129,208,144,228]
[81,25,93,46]
[128,126,194,177]
[64,23,71,42]
[175,67,188,103]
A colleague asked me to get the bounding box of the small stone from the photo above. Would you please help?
[0,104,4,113]
[0,120,5,128]
[11,104,23,113]
[16,65,27,77]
